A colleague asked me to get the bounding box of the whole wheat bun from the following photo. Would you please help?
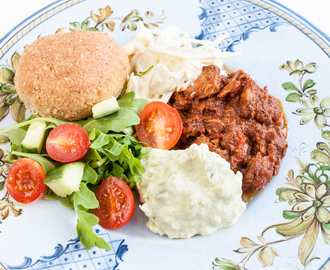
[15,30,129,121]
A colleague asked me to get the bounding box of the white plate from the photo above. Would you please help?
[0,0,330,269]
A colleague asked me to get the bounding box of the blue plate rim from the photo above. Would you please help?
[0,0,329,55]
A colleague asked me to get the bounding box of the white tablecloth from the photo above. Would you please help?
[1,0,330,39]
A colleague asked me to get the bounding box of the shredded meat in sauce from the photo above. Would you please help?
[169,65,288,196]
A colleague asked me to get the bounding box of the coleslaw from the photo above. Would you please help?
[124,23,241,102]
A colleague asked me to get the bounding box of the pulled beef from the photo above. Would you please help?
[169,65,287,193]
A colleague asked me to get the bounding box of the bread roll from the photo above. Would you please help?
[15,30,129,121]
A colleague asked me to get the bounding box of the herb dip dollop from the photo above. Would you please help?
[137,143,246,239]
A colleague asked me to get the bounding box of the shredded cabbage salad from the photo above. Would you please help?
[124,24,241,102]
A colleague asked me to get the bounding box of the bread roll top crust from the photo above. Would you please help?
[15,30,129,121]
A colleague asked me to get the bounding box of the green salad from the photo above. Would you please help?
[0,92,151,251]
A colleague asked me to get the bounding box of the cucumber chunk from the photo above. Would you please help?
[44,162,85,197]
[21,121,47,154]
[92,96,120,119]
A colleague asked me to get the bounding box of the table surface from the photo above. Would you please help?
[1,0,330,40]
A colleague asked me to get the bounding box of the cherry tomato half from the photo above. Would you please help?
[94,177,135,229]
[6,158,46,204]
[46,123,90,163]
[136,101,183,150]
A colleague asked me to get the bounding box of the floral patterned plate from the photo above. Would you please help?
[1,0,330,269]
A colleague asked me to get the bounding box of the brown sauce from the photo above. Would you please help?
[242,188,265,203]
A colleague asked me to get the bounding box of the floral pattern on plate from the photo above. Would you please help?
[55,5,166,34]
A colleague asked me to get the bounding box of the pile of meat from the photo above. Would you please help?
[169,65,288,194]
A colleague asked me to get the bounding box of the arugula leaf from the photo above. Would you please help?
[45,189,74,209]
[81,108,140,134]
[90,132,110,148]
[108,139,124,156]
[11,151,58,174]
[6,128,26,146]
[122,126,135,136]
[81,91,148,135]
[89,130,151,187]
[0,117,68,135]
[74,183,110,251]
[118,91,149,114]
[74,182,99,209]
[82,162,99,184]
[44,162,111,251]
[110,162,125,179]
[83,148,103,163]
[76,211,110,250]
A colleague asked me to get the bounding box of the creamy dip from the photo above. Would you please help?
[137,144,246,239]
